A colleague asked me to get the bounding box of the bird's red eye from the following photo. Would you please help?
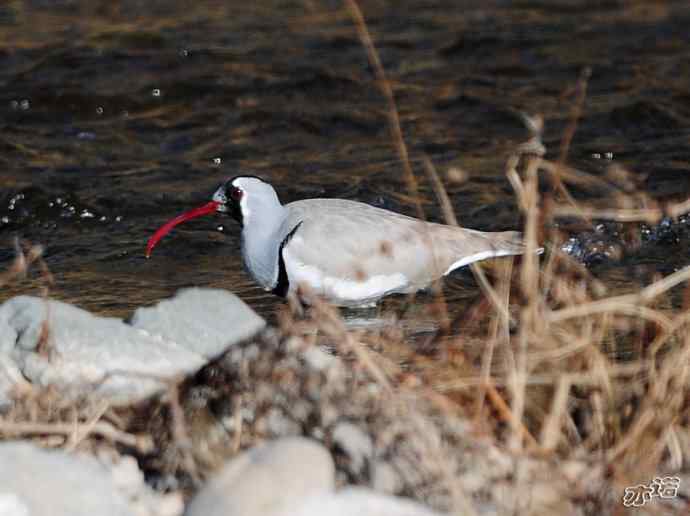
[230,186,243,201]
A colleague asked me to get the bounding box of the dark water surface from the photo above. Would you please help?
[1,1,690,324]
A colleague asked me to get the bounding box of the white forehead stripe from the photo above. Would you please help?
[232,177,263,189]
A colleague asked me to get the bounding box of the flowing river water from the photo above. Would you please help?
[1,1,690,330]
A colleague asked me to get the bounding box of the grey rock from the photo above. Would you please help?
[185,437,335,516]
[0,289,264,406]
[130,288,265,359]
[332,421,373,475]
[301,346,336,371]
[371,461,402,494]
[266,408,302,436]
[105,453,183,516]
[0,296,206,405]
[0,441,134,516]
[282,487,445,516]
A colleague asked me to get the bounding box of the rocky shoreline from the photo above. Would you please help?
[0,287,686,515]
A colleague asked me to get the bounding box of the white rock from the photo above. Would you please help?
[302,346,335,371]
[0,493,30,516]
[105,455,183,516]
[130,288,265,359]
[283,487,445,516]
[0,289,264,406]
[185,437,335,516]
[0,441,134,516]
[332,421,373,475]
[371,461,401,494]
[0,296,207,405]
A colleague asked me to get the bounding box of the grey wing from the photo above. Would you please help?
[283,199,519,289]
[287,202,430,287]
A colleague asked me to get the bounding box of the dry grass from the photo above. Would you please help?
[333,2,690,513]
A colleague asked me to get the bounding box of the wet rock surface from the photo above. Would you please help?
[560,215,690,267]
[0,289,264,406]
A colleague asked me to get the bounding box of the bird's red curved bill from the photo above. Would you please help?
[145,201,220,258]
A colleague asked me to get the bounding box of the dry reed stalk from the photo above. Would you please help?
[551,205,664,224]
[539,159,619,191]
[0,420,152,452]
[65,399,111,452]
[0,239,48,287]
[434,361,649,390]
[558,67,591,164]
[421,154,542,456]
[508,154,543,454]
[538,374,572,452]
[166,381,202,486]
[343,0,422,218]
[474,257,512,424]
[304,287,394,393]
[422,156,513,327]
[552,68,592,215]
[648,309,690,367]
[344,0,455,330]
[0,239,28,286]
[548,298,674,330]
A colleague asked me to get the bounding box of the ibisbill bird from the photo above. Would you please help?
[146,176,530,307]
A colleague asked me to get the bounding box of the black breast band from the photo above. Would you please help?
[271,222,303,297]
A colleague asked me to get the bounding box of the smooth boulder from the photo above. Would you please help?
[0,296,206,404]
[130,287,266,359]
[0,289,265,406]
[284,488,445,516]
[185,437,335,516]
[0,442,134,516]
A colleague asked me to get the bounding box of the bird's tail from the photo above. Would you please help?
[488,230,530,255]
